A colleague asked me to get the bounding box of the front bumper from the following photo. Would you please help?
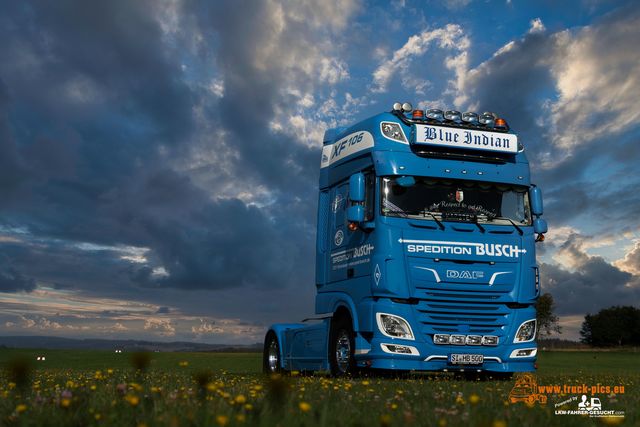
[355,299,537,373]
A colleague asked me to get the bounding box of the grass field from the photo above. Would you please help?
[0,348,637,426]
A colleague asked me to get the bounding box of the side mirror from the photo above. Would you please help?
[534,218,547,242]
[349,173,365,203]
[347,205,365,223]
[530,186,543,216]
[533,218,548,234]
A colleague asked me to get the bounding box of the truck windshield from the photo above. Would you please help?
[381,176,531,226]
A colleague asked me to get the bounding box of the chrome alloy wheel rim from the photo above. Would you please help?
[335,331,351,373]
[267,339,279,372]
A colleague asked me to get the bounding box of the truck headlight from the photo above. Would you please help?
[376,313,414,340]
[380,122,407,142]
[514,319,537,343]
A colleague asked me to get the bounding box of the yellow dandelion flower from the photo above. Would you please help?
[234,394,246,404]
[125,394,140,406]
[492,420,507,427]
[95,414,102,421]
[15,404,27,414]
[61,398,72,408]
[438,419,447,427]
[380,414,392,427]
[216,415,229,426]
[469,394,480,404]
[299,401,312,412]
[236,414,246,423]
[244,403,253,411]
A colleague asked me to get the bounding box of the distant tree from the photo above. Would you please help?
[579,314,593,345]
[536,293,562,337]
[579,306,640,347]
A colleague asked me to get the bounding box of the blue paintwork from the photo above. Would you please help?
[266,110,545,373]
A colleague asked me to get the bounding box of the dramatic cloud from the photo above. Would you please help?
[372,24,469,95]
[540,233,639,317]
[0,0,638,343]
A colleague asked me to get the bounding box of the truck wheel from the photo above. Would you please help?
[329,316,356,376]
[263,331,282,374]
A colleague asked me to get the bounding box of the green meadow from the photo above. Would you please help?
[0,348,637,426]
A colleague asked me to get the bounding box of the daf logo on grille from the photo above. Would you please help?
[446,270,485,280]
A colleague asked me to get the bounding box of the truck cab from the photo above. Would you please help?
[263,103,547,376]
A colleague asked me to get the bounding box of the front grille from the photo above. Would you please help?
[413,289,511,339]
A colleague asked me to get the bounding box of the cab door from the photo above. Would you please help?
[328,173,375,283]
[328,181,349,283]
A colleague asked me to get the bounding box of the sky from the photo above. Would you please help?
[1,0,639,344]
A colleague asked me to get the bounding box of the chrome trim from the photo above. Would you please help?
[488,271,509,285]
[414,266,441,283]
[424,355,448,362]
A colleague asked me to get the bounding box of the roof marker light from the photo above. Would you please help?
[412,109,424,119]
[402,102,413,112]
[392,102,402,111]
[494,118,509,130]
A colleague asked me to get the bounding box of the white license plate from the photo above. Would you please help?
[449,354,483,365]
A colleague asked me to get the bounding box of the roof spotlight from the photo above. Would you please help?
[426,109,444,121]
[444,110,462,122]
[462,112,479,125]
[402,102,413,112]
[392,102,402,111]
[479,112,495,127]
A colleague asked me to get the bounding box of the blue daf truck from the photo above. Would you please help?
[263,103,548,376]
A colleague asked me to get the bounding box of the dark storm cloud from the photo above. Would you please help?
[197,1,322,193]
[464,32,556,146]
[0,0,322,301]
[540,234,639,315]
[0,265,36,293]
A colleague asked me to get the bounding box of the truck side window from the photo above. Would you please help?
[364,172,375,221]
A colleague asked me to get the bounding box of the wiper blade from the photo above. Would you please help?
[488,215,523,235]
[422,211,445,230]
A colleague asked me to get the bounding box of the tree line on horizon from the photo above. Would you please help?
[536,292,640,346]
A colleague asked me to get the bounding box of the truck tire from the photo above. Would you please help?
[329,316,356,376]
[263,331,282,374]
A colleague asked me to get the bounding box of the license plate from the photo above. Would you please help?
[449,354,483,365]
